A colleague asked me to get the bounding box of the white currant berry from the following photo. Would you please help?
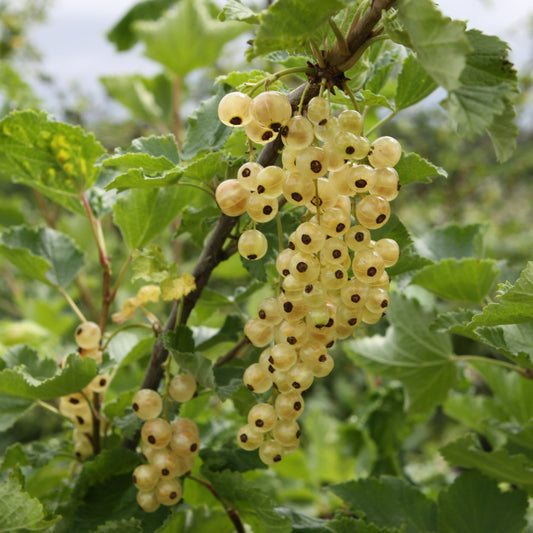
[258,440,284,465]
[170,429,200,457]
[132,389,163,420]
[238,229,268,261]
[169,373,197,403]
[218,91,252,127]
[247,403,277,433]
[243,363,273,393]
[215,179,250,217]
[244,317,274,347]
[136,490,160,513]
[306,96,330,125]
[275,391,304,420]
[280,115,314,150]
[374,238,400,267]
[368,136,402,168]
[75,322,101,350]
[132,464,160,491]
[272,419,301,447]
[237,424,264,450]
[155,477,183,506]
[356,194,391,229]
[251,90,292,132]
[141,418,172,449]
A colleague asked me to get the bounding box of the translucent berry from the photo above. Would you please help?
[259,440,285,466]
[75,322,101,350]
[368,136,402,168]
[218,91,252,127]
[215,179,249,217]
[251,90,292,132]
[136,490,160,513]
[156,477,183,506]
[237,423,264,450]
[238,229,268,260]
[133,464,160,491]
[248,403,277,433]
[132,389,162,420]
[169,373,197,403]
[141,418,172,449]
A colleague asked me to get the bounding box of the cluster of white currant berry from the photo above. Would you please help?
[59,321,109,460]
[131,373,199,512]
[216,89,401,465]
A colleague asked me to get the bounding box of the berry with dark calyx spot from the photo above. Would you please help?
[238,229,268,261]
[218,91,252,127]
[75,321,101,350]
[132,389,163,420]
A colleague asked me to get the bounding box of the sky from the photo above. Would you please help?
[29,0,533,117]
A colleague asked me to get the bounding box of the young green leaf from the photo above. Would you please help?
[0,225,84,288]
[134,0,246,77]
[0,347,97,400]
[331,476,438,533]
[112,186,189,250]
[104,134,180,172]
[440,434,533,492]
[249,0,345,59]
[414,223,484,262]
[181,85,234,160]
[348,293,456,413]
[219,0,260,24]
[394,151,447,186]
[0,110,105,214]
[106,0,176,51]
[470,262,533,326]
[396,0,471,91]
[411,258,499,303]
[475,323,533,367]
[395,53,438,110]
[0,393,34,432]
[0,474,58,531]
[438,470,528,533]
[100,73,172,124]
[441,30,518,159]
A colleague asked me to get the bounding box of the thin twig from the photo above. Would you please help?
[214,337,251,368]
[186,474,246,533]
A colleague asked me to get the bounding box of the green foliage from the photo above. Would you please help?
[134,0,246,77]
[0,0,530,531]
[0,473,58,531]
[0,225,84,287]
[348,293,456,413]
[0,346,97,400]
[0,110,105,214]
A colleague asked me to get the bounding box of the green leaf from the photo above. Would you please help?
[395,53,438,110]
[331,476,438,533]
[470,262,533,326]
[0,62,40,111]
[106,0,177,51]
[414,223,484,261]
[487,97,518,162]
[438,470,527,533]
[104,135,180,171]
[411,258,499,303]
[73,448,140,500]
[441,30,518,154]
[216,69,277,91]
[134,0,246,77]
[370,214,431,276]
[473,362,533,424]
[0,393,34,431]
[0,346,97,400]
[181,84,233,160]
[0,110,105,214]
[89,518,143,533]
[219,0,260,24]
[202,468,292,533]
[394,151,447,186]
[163,330,215,391]
[356,90,393,110]
[348,293,456,413]
[474,323,533,367]
[440,434,533,491]
[397,0,471,91]
[112,186,186,250]
[0,225,84,287]
[277,509,398,532]
[131,246,173,283]
[0,473,58,532]
[101,74,172,124]
[249,0,345,59]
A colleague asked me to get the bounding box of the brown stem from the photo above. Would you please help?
[214,337,251,368]
[186,474,246,533]
[328,0,396,69]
